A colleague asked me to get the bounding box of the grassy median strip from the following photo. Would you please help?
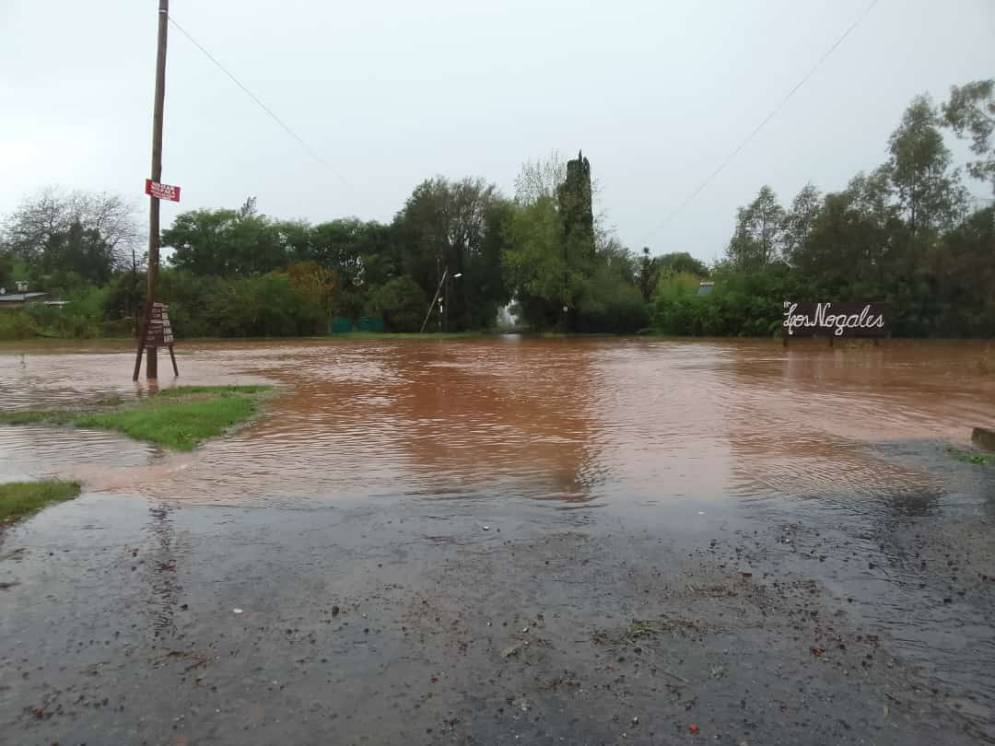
[0,385,270,452]
[0,480,81,524]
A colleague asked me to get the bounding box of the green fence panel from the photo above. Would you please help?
[330,317,353,335]
[357,316,385,332]
[330,316,385,334]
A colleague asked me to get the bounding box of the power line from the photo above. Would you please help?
[644,0,881,246]
[167,15,353,190]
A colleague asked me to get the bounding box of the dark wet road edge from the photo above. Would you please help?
[2,439,993,745]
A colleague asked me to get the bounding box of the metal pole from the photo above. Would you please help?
[137,0,169,381]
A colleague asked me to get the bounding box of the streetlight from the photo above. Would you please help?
[420,268,463,334]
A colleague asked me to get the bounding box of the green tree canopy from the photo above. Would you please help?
[40,220,116,286]
[726,185,786,270]
[943,79,995,194]
[392,177,510,330]
[164,199,287,276]
[656,251,709,278]
[887,95,966,234]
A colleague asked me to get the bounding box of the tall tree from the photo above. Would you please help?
[795,171,902,291]
[782,184,822,263]
[164,204,286,276]
[0,252,11,287]
[287,260,338,319]
[638,247,657,302]
[514,151,567,206]
[393,177,509,330]
[656,251,709,278]
[1,188,139,271]
[726,186,785,270]
[41,220,117,286]
[557,151,595,266]
[887,95,966,235]
[505,152,645,332]
[942,79,995,195]
[928,206,995,336]
[502,196,566,328]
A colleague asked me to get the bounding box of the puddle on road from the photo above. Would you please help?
[1,338,992,509]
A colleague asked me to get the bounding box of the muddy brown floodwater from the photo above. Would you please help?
[1,337,994,745]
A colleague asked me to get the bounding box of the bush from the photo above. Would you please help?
[103,272,145,321]
[0,311,40,340]
[367,276,426,332]
[575,269,649,333]
[207,272,326,337]
[653,265,804,337]
[102,318,135,337]
[23,300,101,339]
[158,270,221,338]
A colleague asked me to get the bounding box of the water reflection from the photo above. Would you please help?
[723,339,994,513]
[145,504,180,639]
[1,338,993,508]
[0,425,155,483]
[168,339,605,504]
[387,340,600,502]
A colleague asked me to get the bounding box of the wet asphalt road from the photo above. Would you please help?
[2,440,993,746]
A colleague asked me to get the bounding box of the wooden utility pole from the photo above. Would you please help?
[134,0,169,381]
[419,267,448,334]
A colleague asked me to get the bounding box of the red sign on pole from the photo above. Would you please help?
[145,179,181,202]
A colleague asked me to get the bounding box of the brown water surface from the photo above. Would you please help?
[1,338,992,506]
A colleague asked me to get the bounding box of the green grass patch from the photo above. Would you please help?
[947,447,995,466]
[155,385,271,397]
[0,480,81,524]
[0,409,77,426]
[0,386,271,452]
[74,394,258,451]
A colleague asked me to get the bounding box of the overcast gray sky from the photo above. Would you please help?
[2,0,993,261]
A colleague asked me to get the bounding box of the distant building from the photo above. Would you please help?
[0,281,50,309]
[696,281,714,297]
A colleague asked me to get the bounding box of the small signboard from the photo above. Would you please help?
[143,302,174,348]
[132,301,179,380]
[783,301,888,338]
[145,179,181,202]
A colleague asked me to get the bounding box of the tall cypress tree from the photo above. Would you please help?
[556,151,595,327]
[557,150,595,262]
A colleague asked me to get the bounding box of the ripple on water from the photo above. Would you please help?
[1,338,992,507]
[0,426,156,483]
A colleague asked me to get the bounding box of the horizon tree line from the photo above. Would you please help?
[1,79,992,339]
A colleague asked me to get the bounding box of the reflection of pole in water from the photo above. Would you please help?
[146,504,180,639]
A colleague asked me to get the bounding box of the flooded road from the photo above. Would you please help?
[1,338,993,506]
[1,338,994,745]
